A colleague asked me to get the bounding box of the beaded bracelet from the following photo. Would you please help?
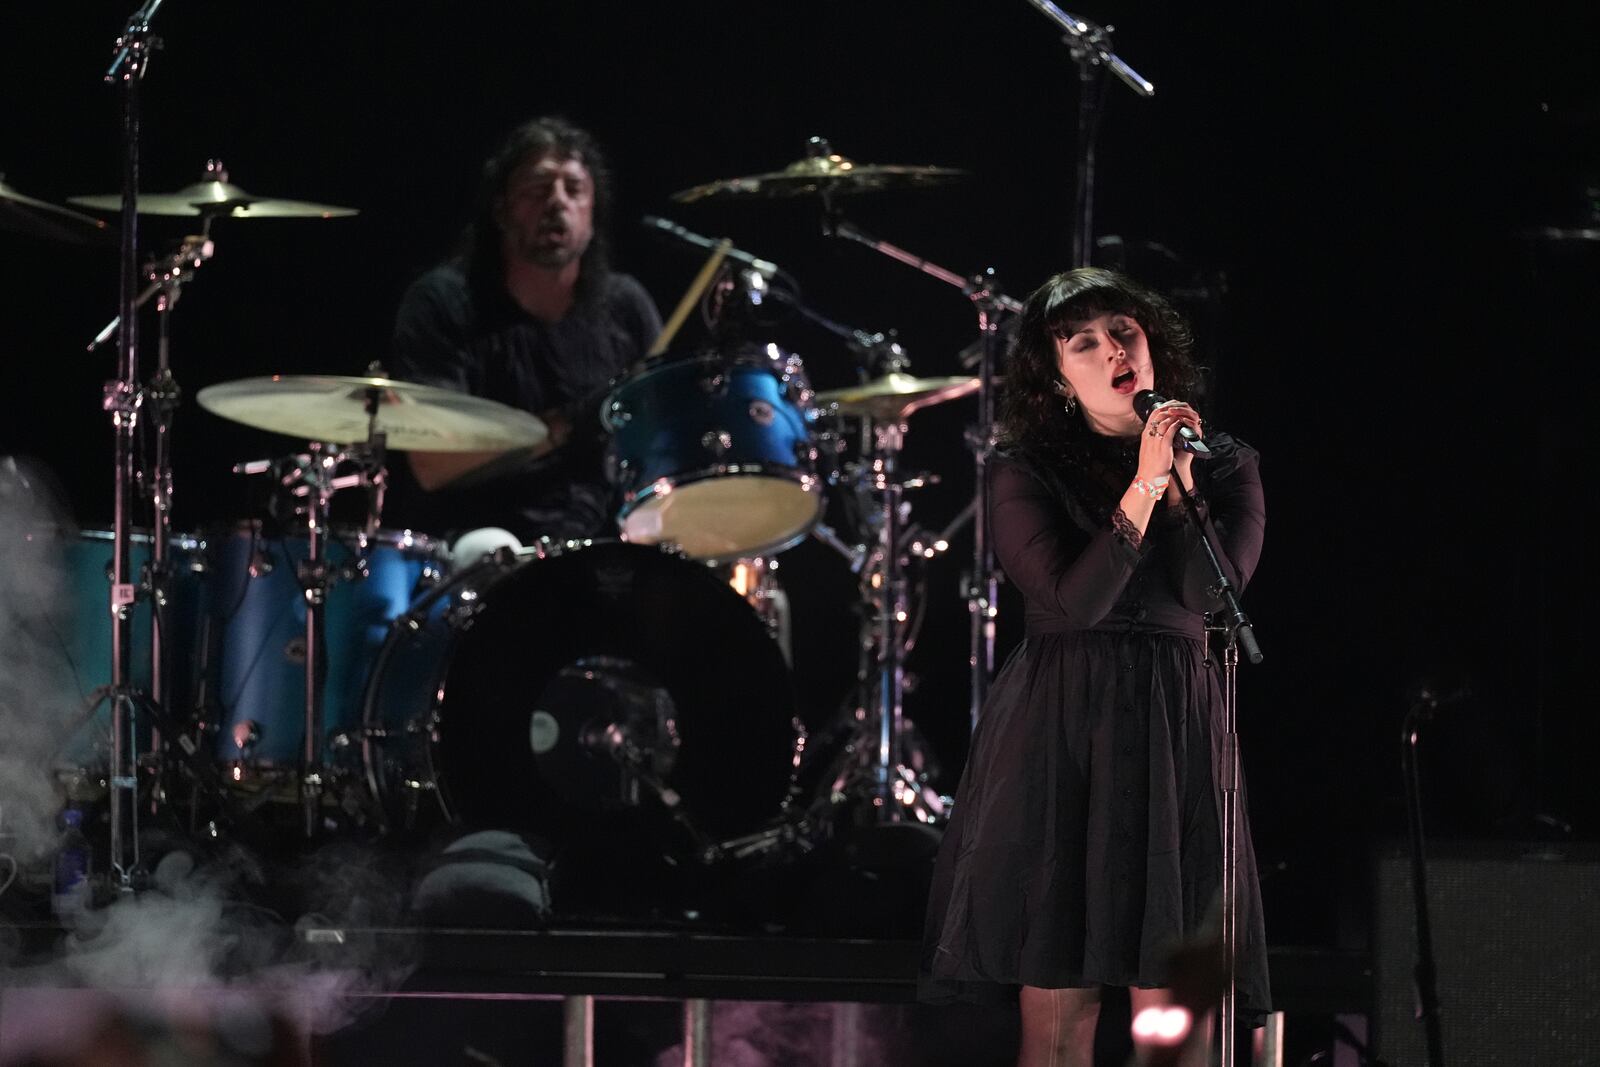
[1131,475,1170,499]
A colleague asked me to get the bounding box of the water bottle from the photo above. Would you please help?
[51,805,91,920]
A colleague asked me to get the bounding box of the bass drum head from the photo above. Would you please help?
[434,541,798,851]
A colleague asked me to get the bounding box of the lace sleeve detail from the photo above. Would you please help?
[1160,490,1207,527]
[1111,507,1143,550]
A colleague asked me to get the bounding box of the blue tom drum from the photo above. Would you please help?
[204,523,445,778]
[603,344,821,562]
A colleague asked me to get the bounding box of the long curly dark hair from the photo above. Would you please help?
[1000,267,1205,458]
[458,116,614,308]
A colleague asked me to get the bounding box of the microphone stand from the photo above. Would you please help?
[102,0,165,893]
[1022,0,1155,266]
[1401,691,1450,1067]
[1169,466,1261,1067]
[822,208,1022,734]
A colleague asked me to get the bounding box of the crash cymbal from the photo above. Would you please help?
[816,372,979,420]
[671,138,966,204]
[69,160,357,219]
[196,375,547,452]
[1,175,111,244]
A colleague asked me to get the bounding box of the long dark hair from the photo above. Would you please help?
[459,115,614,308]
[1000,267,1204,458]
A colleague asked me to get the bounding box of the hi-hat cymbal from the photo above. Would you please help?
[69,160,357,219]
[671,139,966,204]
[1,175,111,244]
[197,375,547,452]
[816,372,979,420]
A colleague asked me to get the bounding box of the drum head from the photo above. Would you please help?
[434,542,798,846]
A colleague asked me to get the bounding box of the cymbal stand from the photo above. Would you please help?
[87,229,216,777]
[1021,1,1155,266]
[101,0,165,892]
[242,391,387,838]
[813,405,947,828]
[822,209,1020,733]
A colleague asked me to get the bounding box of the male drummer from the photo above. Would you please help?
[388,116,662,545]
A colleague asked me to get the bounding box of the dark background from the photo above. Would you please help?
[3,1,1595,954]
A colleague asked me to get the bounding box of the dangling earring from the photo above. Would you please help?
[1055,383,1079,416]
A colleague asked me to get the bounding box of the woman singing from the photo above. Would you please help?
[921,268,1269,1066]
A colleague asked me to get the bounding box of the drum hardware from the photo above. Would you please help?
[839,417,949,827]
[92,0,216,884]
[81,230,218,793]
[104,0,157,879]
[643,214,787,284]
[84,0,354,885]
[724,558,792,663]
[223,408,392,838]
[815,206,1020,735]
[642,216,797,342]
[672,136,1009,731]
[648,237,733,357]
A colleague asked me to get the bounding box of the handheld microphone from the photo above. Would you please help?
[1133,389,1211,458]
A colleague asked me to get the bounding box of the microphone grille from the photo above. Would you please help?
[1132,389,1162,421]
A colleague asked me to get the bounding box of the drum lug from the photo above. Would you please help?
[606,398,631,426]
[747,399,776,427]
[446,597,486,630]
[698,371,728,396]
[605,453,634,489]
[700,429,733,457]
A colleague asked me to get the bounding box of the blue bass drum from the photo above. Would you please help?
[603,345,821,562]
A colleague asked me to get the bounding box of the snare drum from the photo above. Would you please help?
[604,344,821,562]
[203,523,445,779]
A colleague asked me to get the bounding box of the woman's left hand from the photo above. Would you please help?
[1146,399,1202,492]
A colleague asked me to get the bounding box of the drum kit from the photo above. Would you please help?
[9,130,1034,914]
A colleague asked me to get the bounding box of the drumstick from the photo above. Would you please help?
[648,238,732,356]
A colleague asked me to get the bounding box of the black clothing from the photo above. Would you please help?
[387,262,661,544]
[921,431,1271,1020]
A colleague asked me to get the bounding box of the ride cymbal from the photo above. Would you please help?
[197,375,547,452]
[671,138,966,204]
[70,160,357,219]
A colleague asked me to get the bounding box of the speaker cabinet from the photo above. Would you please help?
[1372,842,1600,1065]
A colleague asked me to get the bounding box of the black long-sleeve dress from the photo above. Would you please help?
[921,430,1270,1020]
